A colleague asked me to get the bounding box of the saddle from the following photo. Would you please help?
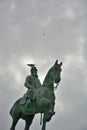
[20,89,36,105]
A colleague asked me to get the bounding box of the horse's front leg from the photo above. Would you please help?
[41,111,48,130]
[41,107,54,130]
[24,114,35,130]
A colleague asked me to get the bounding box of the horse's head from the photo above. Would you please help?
[50,60,62,84]
[42,60,62,88]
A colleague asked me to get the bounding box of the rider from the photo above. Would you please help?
[20,64,42,108]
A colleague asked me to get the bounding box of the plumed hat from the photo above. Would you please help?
[27,64,37,72]
[27,64,35,67]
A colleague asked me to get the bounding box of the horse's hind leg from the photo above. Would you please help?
[24,114,35,130]
[10,117,19,130]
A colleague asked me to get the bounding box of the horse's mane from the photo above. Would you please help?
[42,66,53,87]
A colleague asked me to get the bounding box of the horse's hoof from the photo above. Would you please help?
[50,111,55,116]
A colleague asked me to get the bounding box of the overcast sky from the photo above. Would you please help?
[0,0,87,130]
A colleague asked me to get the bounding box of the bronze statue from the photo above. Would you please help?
[10,60,62,130]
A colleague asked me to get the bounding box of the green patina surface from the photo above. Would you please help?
[10,60,62,130]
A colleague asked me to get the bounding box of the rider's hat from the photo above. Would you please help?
[27,64,37,73]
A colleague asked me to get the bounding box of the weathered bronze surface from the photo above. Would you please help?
[10,60,62,130]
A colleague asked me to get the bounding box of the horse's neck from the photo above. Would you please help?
[42,71,54,90]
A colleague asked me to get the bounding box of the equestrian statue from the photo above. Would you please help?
[10,60,62,130]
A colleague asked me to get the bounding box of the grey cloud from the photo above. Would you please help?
[0,0,87,130]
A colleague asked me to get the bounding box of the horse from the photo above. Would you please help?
[10,60,62,130]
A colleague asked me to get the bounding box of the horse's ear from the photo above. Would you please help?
[55,60,58,65]
[59,62,62,66]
